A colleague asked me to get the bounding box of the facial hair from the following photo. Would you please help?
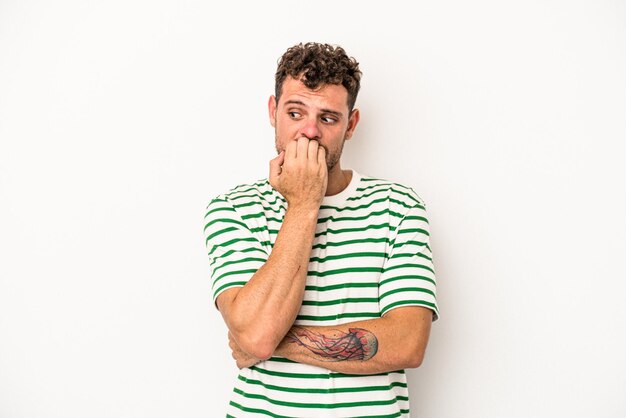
[275,137,345,172]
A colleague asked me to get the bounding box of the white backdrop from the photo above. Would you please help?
[1,1,625,417]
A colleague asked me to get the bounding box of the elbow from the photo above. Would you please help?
[243,338,275,361]
[399,329,429,369]
[231,325,280,361]
[404,352,425,369]
[225,304,286,361]
[400,341,426,369]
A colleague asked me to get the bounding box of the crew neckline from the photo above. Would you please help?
[322,170,361,206]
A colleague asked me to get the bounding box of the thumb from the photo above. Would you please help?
[269,151,285,185]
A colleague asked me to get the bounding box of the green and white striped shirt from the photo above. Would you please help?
[203,170,438,417]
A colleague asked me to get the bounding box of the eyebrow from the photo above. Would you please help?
[283,100,344,118]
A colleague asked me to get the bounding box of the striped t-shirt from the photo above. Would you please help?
[203,170,439,418]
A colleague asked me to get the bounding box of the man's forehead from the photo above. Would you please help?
[279,77,349,111]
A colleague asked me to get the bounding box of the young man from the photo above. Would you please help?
[204,42,439,417]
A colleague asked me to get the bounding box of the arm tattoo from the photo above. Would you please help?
[286,326,378,361]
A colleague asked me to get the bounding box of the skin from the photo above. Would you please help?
[269,76,361,196]
[220,75,433,374]
[230,308,432,374]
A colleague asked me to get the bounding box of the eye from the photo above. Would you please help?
[321,116,338,124]
[288,111,301,119]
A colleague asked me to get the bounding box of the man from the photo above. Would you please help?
[204,42,438,417]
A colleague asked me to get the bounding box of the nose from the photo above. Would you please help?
[298,117,321,140]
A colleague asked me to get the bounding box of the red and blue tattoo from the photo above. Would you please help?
[286,326,378,361]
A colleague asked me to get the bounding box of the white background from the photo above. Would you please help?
[1,1,625,417]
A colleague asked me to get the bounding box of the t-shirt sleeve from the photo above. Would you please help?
[379,201,439,321]
[203,196,269,306]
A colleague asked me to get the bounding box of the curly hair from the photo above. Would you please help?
[275,42,362,111]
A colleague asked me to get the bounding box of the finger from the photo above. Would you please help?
[296,137,309,159]
[269,151,285,182]
[308,140,319,162]
[285,140,298,161]
[228,335,238,351]
[317,146,327,166]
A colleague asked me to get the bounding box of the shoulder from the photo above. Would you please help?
[357,174,426,209]
[205,178,272,210]
[210,178,272,203]
[204,179,276,227]
[203,179,276,242]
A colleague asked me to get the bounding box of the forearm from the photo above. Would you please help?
[274,308,432,374]
[218,138,328,360]
[223,204,318,358]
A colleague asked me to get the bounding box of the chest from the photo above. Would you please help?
[244,196,397,324]
[301,206,394,325]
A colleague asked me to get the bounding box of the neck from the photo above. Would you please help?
[325,163,353,196]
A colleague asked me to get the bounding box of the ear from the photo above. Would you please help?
[268,95,277,127]
[344,108,360,140]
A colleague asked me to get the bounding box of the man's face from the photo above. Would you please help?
[268,76,359,172]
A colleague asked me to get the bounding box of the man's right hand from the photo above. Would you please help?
[269,137,328,208]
